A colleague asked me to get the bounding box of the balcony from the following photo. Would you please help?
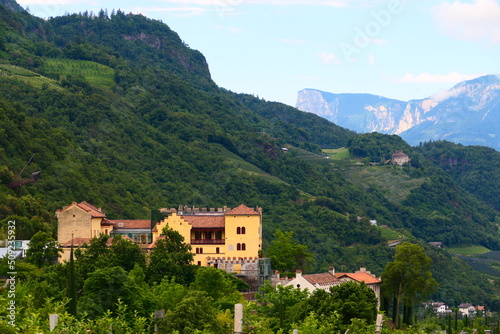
[191,239,225,245]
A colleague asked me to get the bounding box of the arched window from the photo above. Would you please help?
[236,227,241,234]
[241,243,246,251]
[237,243,241,251]
[241,227,246,234]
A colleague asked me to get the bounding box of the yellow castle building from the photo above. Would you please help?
[56,202,263,273]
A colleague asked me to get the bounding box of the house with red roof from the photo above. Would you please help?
[391,150,410,166]
[283,267,382,308]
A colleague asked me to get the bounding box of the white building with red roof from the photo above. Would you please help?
[283,267,382,308]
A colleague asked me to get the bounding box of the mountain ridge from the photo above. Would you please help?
[296,75,500,151]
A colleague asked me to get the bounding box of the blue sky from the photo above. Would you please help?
[17,0,500,106]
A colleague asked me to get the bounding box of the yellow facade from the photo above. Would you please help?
[151,204,262,269]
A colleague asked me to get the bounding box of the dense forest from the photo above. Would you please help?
[1,0,500,331]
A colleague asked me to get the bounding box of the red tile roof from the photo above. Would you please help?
[57,201,106,218]
[225,204,260,215]
[303,272,340,286]
[78,201,106,218]
[152,215,225,232]
[60,237,93,247]
[111,219,151,229]
[334,272,381,285]
[182,215,225,228]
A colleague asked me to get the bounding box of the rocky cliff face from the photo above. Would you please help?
[296,75,500,150]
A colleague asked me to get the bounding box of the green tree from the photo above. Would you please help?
[255,282,310,332]
[109,234,146,271]
[266,229,314,273]
[160,290,222,333]
[381,242,438,328]
[79,266,142,318]
[74,234,111,279]
[147,225,196,285]
[67,244,77,317]
[329,281,378,326]
[25,231,61,268]
[190,266,244,309]
[291,281,377,332]
[151,277,189,312]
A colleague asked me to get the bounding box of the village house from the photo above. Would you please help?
[279,267,382,309]
[423,301,452,315]
[391,150,410,166]
[458,303,476,317]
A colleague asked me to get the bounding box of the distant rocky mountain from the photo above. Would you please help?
[296,75,500,151]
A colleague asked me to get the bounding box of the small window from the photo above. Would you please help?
[237,243,241,251]
[200,248,203,254]
[216,247,220,254]
[241,227,246,234]
[197,261,201,266]
[236,227,241,234]
[242,243,246,251]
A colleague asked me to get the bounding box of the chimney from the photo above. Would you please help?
[329,266,335,275]
[296,269,302,278]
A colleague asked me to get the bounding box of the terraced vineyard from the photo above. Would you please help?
[456,252,500,277]
[42,58,115,89]
[0,63,61,90]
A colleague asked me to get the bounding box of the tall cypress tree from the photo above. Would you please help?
[67,242,77,317]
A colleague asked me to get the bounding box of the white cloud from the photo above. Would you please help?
[432,0,500,44]
[396,72,481,84]
[368,54,375,65]
[318,52,343,65]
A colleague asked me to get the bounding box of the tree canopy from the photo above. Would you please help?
[382,242,438,328]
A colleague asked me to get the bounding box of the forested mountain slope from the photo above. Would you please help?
[0,2,499,309]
